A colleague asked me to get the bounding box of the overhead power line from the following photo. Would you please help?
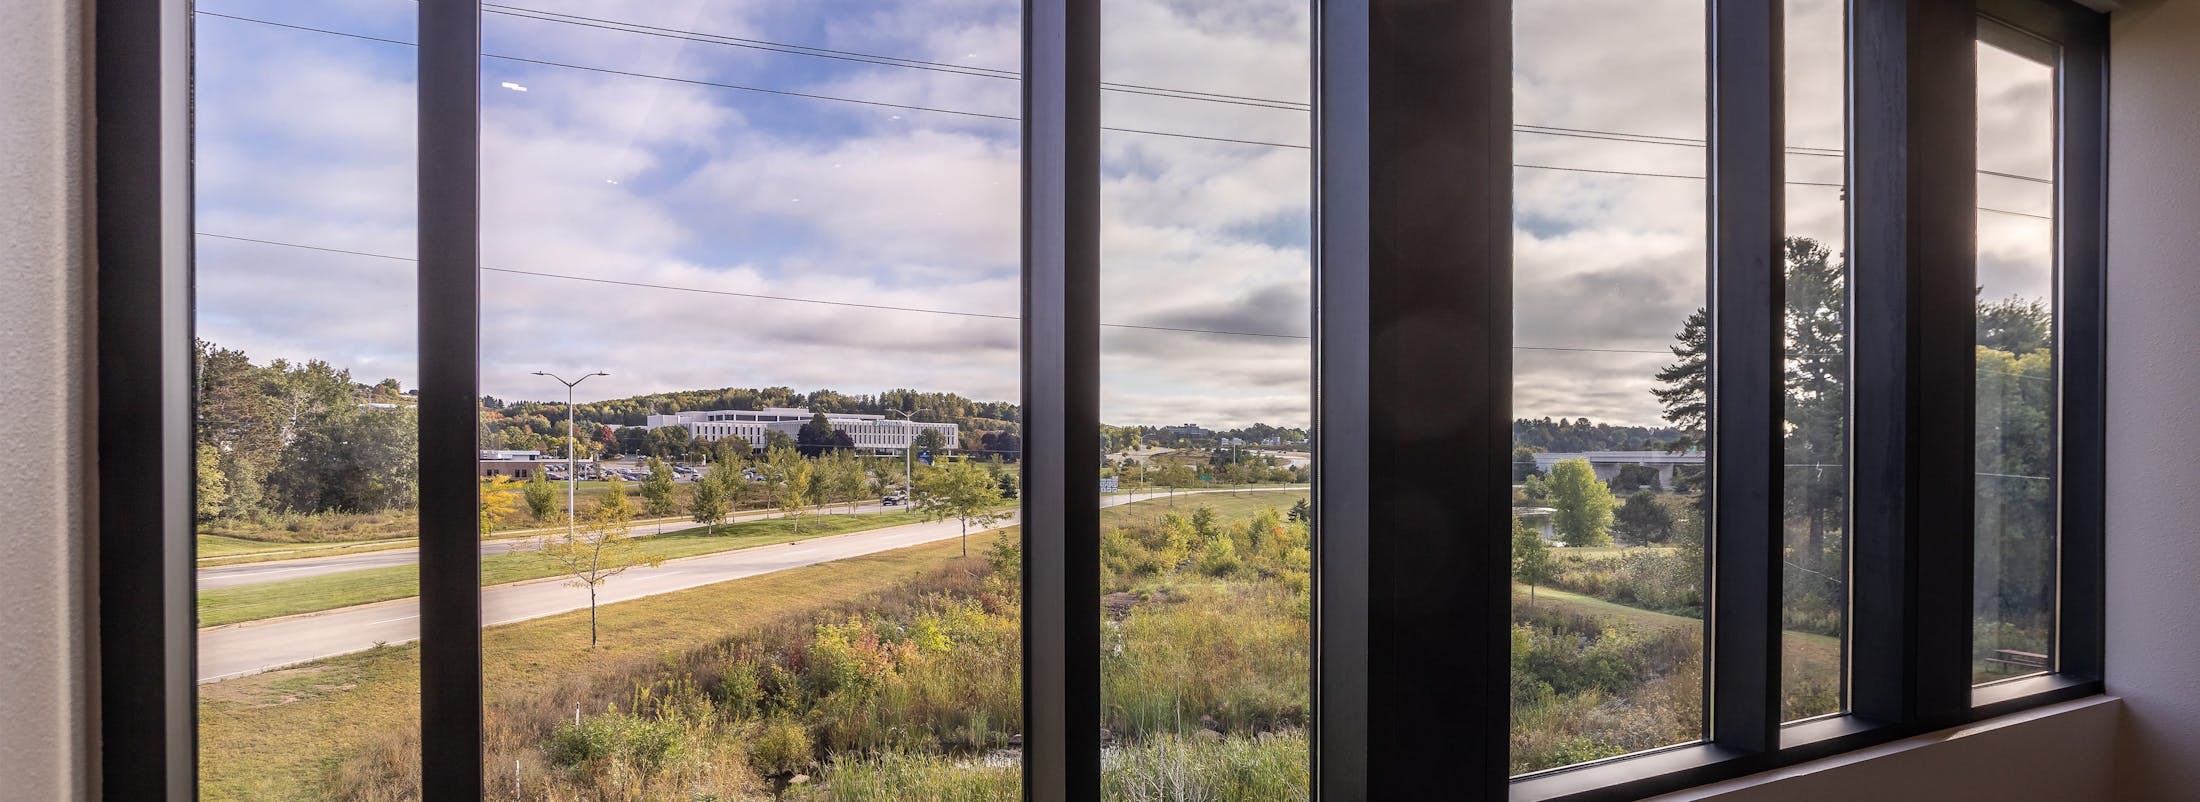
[482,3,1314,112]
[194,10,1307,150]
[203,232,2063,358]
[196,8,2060,187]
[194,232,1315,339]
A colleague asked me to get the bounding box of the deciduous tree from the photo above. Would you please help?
[690,463,731,535]
[1613,490,1675,546]
[639,457,678,517]
[536,477,663,647]
[480,475,520,534]
[916,458,1009,557]
[1513,513,1557,604]
[1547,458,1615,546]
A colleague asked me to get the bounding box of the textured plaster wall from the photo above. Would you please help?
[0,0,94,798]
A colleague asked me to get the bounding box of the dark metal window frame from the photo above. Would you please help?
[91,0,2102,800]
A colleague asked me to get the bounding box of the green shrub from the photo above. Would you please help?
[544,709,691,777]
[749,716,813,777]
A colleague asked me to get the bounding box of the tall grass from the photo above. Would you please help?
[316,500,1315,800]
[1509,599,1704,774]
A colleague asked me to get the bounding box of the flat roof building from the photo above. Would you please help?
[477,449,591,479]
[643,407,959,452]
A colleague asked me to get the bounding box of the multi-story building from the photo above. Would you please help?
[643,407,958,453]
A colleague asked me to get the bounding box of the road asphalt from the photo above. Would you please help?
[196,502,898,591]
[197,487,1296,682]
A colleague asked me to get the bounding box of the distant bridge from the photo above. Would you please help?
[1531,450,1704,487]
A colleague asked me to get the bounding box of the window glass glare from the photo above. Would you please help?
[1781,0,1851,722]
[1973,36,2059,685]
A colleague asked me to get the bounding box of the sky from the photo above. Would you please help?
[193,0,2056,430]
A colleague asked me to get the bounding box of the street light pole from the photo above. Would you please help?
[534,371,608,541]
[886,409,914,511]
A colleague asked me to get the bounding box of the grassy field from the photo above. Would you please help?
[199,537,985,801]
[197,510,938,627]
[199,491,1311,801]
[198,492,1271,626]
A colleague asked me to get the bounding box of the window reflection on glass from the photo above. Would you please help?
[1780,0,1851,722]
[1973,34,2059,685]
[473,1,1025,797]
[1509,0,1711,775]
[191,2,421,799]
[1097,0,1314,797]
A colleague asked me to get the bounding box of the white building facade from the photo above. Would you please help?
[644,407,959,453]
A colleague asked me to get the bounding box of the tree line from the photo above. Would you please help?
[194,341,418,523]
[1624,235,2052,640]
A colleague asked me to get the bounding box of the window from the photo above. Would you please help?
[190,4,422,798]
[96,0,2108,799]
[1972,25,2060,685]
[1509,0,1710,774]
[1097,0,1313,794]
[1782,0,1852,723]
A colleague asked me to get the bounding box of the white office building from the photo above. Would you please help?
[643,407,958,453]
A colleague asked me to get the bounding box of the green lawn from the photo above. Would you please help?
[198,510,938,627]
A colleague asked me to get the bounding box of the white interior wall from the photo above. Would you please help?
[0,0,94,798]
[2101,0,2200,797]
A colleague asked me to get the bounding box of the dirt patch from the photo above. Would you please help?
[199,663,360,708]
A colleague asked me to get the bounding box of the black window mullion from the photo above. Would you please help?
[95,0,195,797]
[1020,0,1100,799]
[1359,0,1511,797]
[1312,0,1370,796]
[1706,0,1786,754]
[1905,0,1981,728]
[1846,0,1928,728]
[2046,4,2106,685]
[417,1,484,798]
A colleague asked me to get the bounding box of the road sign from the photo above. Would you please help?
[918,449,934,466]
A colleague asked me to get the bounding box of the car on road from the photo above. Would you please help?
[882,494,905,506]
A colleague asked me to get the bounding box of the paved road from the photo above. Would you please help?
[196,502,902,591]
[197,488,1294,682]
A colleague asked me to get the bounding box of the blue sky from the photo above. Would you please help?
[193,0,2053,430]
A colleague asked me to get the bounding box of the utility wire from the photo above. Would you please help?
[198,8,2060,187]
[485,2,1315,110]
[193,10,1304,150]
[197,231,1720,354]
[221,231,2050,360]
[483,4,1312,111]
[195,231,1319,339]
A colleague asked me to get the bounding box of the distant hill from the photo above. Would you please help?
[487,387,1019,431]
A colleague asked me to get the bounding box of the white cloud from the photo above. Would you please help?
[194,0,2057,435]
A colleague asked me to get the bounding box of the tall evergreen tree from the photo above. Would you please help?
[1784,237,1849,570]
[1652,308,1710,452]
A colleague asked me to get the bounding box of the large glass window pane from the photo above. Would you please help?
[192,3,421,798]
[1510,0,1709,774]
[1973,31,2059,685]
[477,3,1024,797]
[1098,0,1315,796]
[1781,0,1851,722]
